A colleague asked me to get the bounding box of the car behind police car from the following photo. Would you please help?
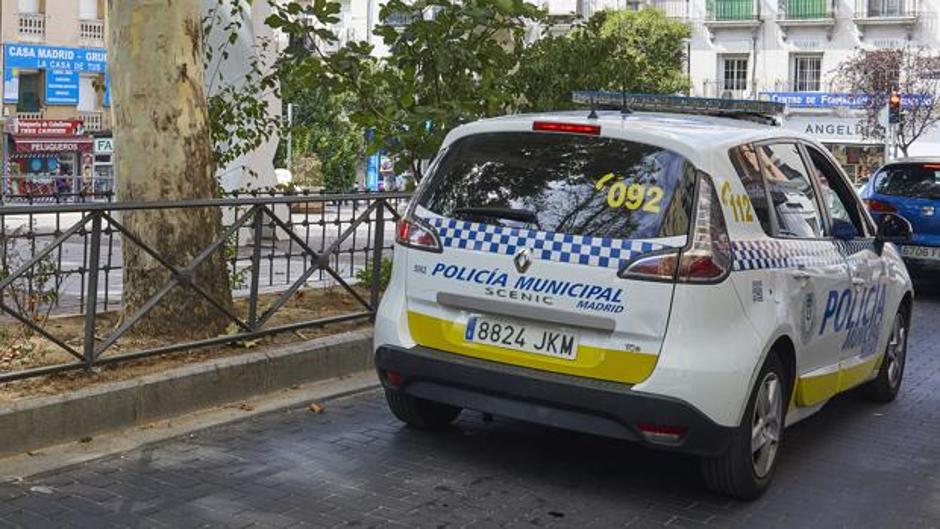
[373,93,914,499]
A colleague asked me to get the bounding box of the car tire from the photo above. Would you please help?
[385,389,461,430]
[862,309,908,403]
[701,354,788,500]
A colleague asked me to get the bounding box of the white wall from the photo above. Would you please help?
[203,0,282,192]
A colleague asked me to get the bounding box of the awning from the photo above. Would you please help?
[12,135,93,154]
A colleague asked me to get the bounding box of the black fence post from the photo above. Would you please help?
[369,198,386,318]
[247,205,264,330]
[83,211,102,369]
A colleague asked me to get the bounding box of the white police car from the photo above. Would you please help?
[373,93,914,499]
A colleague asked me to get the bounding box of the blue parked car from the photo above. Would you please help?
[860,158,940,266]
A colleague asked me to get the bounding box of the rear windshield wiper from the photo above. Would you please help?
[453,207,540,227]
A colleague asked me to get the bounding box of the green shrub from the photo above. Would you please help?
[356,258,393,292]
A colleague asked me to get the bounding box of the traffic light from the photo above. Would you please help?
[888,92,901,124]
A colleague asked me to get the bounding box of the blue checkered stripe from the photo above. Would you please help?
[732,239,877,271]
[424,217,669,269]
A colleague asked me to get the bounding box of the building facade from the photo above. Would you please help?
[0,0,112,197]
[544,0,940,181]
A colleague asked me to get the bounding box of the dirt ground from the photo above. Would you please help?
[0,286,374,403]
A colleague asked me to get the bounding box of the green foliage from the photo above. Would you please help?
[281,83,364,193]
[511,9,691,112]
[269,0,544,181]
[356,258,393,292]
[0,228,61,356]
[204,0,284,171]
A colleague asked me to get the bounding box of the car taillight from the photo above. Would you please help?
[865,199,897,213]
[677,175,732,283]
[396,217,442,252]
[621,251,679,281]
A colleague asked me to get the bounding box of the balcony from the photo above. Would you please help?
[79,19,106,46]
[17,13,46,42]
[16,111,44,122]
[777,0,836,39]
[701,80,752,100]
[854,0,919,38]
[854,0,920,40]
[80,111,107,132]
[648,0,690,20]
[705,0,761,38]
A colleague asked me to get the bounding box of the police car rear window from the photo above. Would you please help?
[875,164,940,199]
[416,132,695,240]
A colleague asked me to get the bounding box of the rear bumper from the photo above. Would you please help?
[375,344,735,456]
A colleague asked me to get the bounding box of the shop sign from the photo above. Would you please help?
[14,139,93,154]
[761,92,869,109]
[782,116,875,143]
[16,119,84,136]
[762,92,932,109]
[2,44,108,106]
[94,137,114,154]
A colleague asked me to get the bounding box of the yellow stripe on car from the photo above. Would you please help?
[795,353,882,407]
[407,311,658,384]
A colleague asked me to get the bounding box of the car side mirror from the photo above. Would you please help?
[875,212,913,255]
[831,218,858,241]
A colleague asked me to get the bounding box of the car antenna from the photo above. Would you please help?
[588,95,598,119]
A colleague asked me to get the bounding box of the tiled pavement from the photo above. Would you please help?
[1,281,939,528]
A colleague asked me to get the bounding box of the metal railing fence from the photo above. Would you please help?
[0,191,410,383]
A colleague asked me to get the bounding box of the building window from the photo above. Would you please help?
[78,75,98,112]
[79,0,100,19]
[793,55,822,92]
[16,71,42,113]
[721,56,749,93]
[17,0,41,13]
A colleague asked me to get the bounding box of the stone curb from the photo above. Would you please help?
[0,330,375,458]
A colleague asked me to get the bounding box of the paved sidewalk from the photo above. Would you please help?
[1,287,939,528]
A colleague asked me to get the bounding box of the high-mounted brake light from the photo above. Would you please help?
[677,175,732,283]
[532,121,601,135]
[396,217,442,252]
[864,199,897,213]
[923,163,940,170]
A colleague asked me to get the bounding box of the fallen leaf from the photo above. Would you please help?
[239,402,255,412]
[78,436,93,444]
[308,402,325,414]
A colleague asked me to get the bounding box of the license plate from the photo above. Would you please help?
[901,245,940,261]
[465,316,578,361]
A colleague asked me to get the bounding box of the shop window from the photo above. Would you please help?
[16,71,42,113]
[793,55,822,92]
[720,56,749,94]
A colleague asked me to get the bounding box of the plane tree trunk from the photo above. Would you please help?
[108,0,233,337]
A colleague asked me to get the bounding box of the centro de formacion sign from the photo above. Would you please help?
[761,91,930,109]
[2,43,110,106]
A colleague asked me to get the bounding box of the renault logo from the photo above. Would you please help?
[514,248,532,274]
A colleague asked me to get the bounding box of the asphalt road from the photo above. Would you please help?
[0,276,939,528]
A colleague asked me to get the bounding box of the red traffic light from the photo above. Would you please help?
[889,93,901,107]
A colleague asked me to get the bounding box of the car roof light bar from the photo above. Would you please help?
[572,91,785,125]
